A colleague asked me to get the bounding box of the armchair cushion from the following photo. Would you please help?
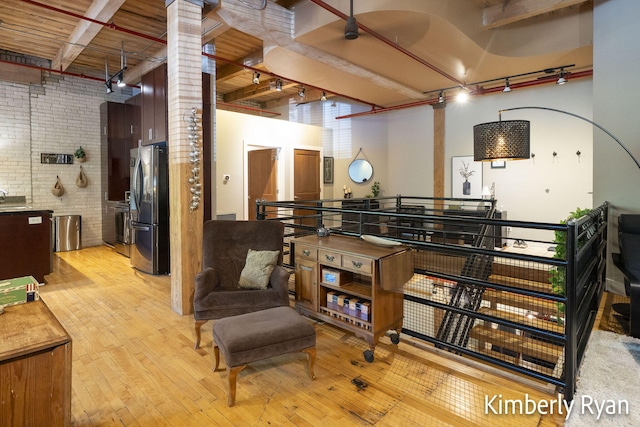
[238,249,280,290]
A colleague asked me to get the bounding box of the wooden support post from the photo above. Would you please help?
[433,104,446,214]
[166,0,204,315]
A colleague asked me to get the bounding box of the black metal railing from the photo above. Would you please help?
[256,196,608,401]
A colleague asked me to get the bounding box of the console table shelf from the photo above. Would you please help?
[291,234,414,362]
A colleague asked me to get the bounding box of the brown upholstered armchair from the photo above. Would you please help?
[193,220,291,349]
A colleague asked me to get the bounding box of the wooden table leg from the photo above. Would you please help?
[227,365,246,407]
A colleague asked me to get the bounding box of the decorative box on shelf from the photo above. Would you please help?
[322,268,350,287]
[0,275,39,308]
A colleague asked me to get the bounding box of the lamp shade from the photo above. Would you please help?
[473,120,530,161]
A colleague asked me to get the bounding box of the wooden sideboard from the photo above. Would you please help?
[290,234,414,362]
[0,299,72,426]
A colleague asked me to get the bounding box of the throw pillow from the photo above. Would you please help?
[238,249,280,290]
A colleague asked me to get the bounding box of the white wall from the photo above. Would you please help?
[593,0,640,294]
[215,109,324,219]
[384,80,594,244]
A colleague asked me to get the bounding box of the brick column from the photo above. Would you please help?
[166,0,203,315]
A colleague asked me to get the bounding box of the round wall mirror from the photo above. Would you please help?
[348,159,373,183]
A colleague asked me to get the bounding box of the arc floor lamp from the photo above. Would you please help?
[473,106,640,170]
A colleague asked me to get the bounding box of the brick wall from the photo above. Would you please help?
[0,68,129,248]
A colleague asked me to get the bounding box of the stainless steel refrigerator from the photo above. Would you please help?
[130,142,170,275]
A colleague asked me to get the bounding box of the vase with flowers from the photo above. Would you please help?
[459,161,474,195]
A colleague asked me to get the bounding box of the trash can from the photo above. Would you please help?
[54,215,81,252]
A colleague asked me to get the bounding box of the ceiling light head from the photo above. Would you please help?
[344,0,358,40]
[321,91,327,102]
[105,80,113,94]
[298,87,306,98]
[345,16,359,40]
[503,78,511,92]
[456,88,469,103]
[556,69,567,85]
[117,71,125,88]
[252,72,260,85]
[438,90,445,104]
[275,79,282,91]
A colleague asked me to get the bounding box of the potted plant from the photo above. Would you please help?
[549,207,592,324]
[74,146,86,163]
[366,181,381,198]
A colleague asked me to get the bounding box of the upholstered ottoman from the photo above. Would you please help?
[212,306,316,406]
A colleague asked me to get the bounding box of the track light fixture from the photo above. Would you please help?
[438,90,445,103]
[298,87,306,98]
[321,91,327,102]
[275,79,282,91]
[252,72,260,85]
[556,69,567,85]
[117,71,125,88]
[456,88,469,103]
[503,78,511,92]
[105,80,113,94]
[344,0,359,40]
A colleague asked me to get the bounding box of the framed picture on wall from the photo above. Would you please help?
[452,156,482,198]
[323,156,334,184]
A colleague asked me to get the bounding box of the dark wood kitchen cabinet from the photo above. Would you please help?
[100,101,129,202]
[0,210,52,283]
[141,63,167,145]
[125,93,142,149]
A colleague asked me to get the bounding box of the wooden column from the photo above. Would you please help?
[433,104,446,210]
[166,0,204,315]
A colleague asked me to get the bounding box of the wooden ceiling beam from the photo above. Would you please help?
[215,49,263,82]
[483,0,589,29]
[223,78,279,102]
[52,0,127,71]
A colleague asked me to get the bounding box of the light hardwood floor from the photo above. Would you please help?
[39,246,566,426]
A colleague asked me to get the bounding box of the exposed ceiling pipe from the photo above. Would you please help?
[335,69,594,119]
[22,0,379,108]
[308,0,467,88]
[0,58,140,88]
[21,0,167,45]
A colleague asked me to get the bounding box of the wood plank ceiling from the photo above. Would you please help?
[0,0,593,113]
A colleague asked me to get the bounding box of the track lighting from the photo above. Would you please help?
[321,91,327,102]
[438,90,445,103]
[344,0,358,40]
[105,80,113,94]
[503,78,511,92]
[298,87,306,98]
[252,72,260,85]
[556,69,567,85]
[117,71,125,88]
[456,88,469,103]
[275,79,282,91]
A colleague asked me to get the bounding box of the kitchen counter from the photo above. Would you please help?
[0,209,53,282]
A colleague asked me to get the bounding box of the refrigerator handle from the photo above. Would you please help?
[131,222,150,232]
[132,148,142,211]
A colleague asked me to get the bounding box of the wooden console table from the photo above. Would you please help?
[0,299,72,426]
[290,234,414,362]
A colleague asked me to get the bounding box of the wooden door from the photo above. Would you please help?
[248,148,278,220]
[294,149,321,226]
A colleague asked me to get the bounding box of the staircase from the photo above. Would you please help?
[469,259,565,378]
